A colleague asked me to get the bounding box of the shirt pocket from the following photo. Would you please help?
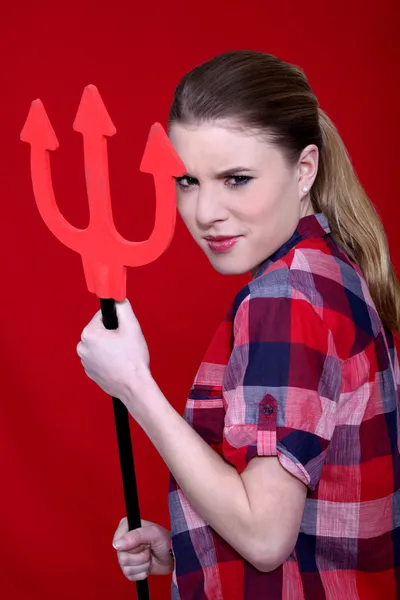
[184,384,225,446]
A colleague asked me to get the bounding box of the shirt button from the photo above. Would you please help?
[263,404,273,416]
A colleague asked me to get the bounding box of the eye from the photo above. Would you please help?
[174,174,253,191]
[226,175,252,188]
[174,175,199,190]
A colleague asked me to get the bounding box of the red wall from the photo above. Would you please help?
[0,1,398,598]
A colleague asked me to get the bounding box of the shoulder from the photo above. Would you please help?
[231,238,379,359]
[288,240,382,354]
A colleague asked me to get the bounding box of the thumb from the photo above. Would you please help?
[113,523,164,552]
[115,299,140,332]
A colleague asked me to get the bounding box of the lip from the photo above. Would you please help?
[204,234,242,241]
[205,235,242,253]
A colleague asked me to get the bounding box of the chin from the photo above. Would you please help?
[208,258,251,276]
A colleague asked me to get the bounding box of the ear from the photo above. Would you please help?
[297,144,319,198]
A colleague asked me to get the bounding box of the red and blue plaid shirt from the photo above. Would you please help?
[168,212,400,599]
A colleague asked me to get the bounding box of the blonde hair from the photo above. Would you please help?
[169,50,400,335]
[314,109,400,335]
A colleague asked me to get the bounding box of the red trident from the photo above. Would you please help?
[21,85,186,600]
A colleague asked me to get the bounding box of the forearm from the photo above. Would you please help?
[122,371,263,565]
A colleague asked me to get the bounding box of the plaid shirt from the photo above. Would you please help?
[168,212,400,599]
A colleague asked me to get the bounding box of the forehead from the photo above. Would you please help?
[169,121,275,175]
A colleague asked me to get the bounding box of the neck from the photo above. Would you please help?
[249,208,316,279]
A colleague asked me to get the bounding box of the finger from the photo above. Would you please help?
[124,567,149,582]
[118,548,151,567]
[113,529,142,551]
[76,342,85,358]
[115,299,139,332]
[113,517,150,547]
[113,523,160,551]
[113,526,148,552]
[118,541,149,555]
[113,518,154,549]
[80,313,99,340]
[88,310,105,331]
[113,517,129,546]
[140,519,156,528]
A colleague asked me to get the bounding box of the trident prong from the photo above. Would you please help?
[21,85,186,300]
[20,99,86,252]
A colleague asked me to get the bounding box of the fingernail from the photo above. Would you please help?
[113,541,122,550]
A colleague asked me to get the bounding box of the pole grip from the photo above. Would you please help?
[100,298,150,600]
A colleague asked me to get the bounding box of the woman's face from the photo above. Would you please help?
[169,121,317,276]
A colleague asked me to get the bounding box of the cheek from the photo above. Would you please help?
[234,189,274,224]
[242,176,295,223]
[177,199,197,234]
[177,199,187,221]
[177,194,195,218]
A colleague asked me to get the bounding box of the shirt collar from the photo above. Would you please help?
[253,212,331,280]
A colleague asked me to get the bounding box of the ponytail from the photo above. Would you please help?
[312,109,400,336]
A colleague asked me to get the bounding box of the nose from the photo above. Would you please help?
[195,186,228,229]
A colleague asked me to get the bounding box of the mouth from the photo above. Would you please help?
[204,235,242,253]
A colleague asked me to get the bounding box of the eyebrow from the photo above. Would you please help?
[181,166,258,179]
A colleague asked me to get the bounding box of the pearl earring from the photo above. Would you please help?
[302,186,308,193]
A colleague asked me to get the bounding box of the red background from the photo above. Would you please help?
[0,1,398,598]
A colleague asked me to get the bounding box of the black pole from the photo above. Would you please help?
[100,298,150,600]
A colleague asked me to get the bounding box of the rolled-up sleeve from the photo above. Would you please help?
[222,270,342,490]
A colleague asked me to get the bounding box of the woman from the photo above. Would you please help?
[77,51,400,599]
